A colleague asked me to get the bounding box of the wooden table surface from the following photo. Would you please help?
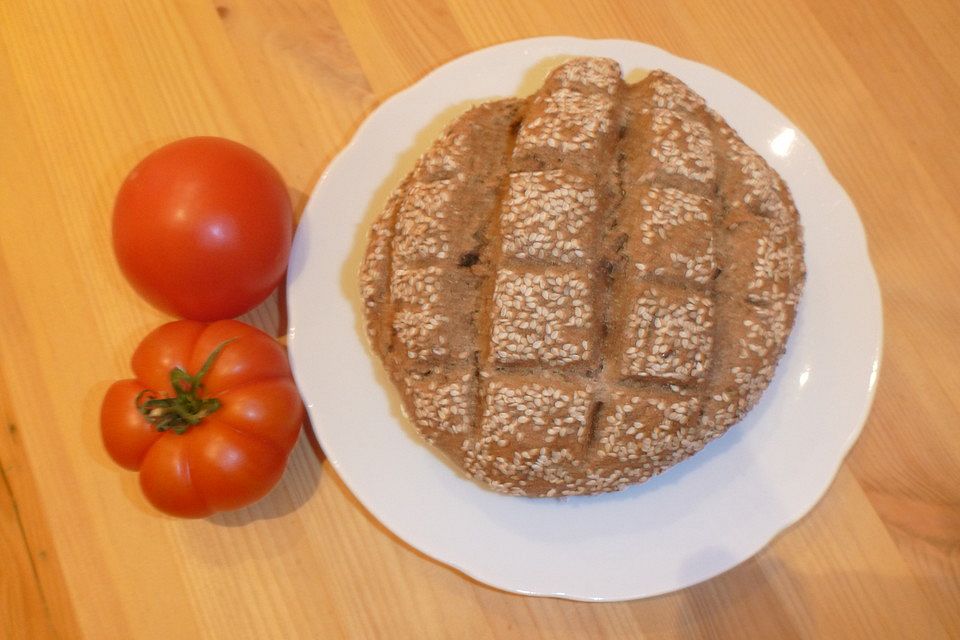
[3,1,959,638]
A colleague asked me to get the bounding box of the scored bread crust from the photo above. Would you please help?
[359,58,805,497]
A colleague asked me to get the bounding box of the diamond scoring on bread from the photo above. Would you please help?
[359,58,805,496]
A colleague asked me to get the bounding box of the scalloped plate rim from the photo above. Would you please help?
[286,36,882,601]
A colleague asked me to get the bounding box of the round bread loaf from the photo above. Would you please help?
[360,57,805,496]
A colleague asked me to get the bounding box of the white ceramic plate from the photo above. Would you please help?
[286,37,882,601]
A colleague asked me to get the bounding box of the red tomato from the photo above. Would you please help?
[101,320,303,517]
[112,137,293,320]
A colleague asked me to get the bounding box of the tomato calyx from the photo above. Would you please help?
[136,340,234,434]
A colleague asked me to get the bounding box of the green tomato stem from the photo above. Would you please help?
[136,339,235,435]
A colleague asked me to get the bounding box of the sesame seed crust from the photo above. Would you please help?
[500,170,596,264]
[590,390,703,483]
[549,57,622,95]
[622,185,718,285]
[516,90,614,155]
[490,268,595,367]
[359,58,805,497]
[643,69,707,113]
[620,286,714,385]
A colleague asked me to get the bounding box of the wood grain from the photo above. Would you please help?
[1,0,958,637]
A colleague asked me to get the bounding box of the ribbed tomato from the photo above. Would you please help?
[101,320,303,517]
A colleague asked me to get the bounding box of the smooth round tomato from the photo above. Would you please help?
[113,137,293,321]
[101,320,303,517]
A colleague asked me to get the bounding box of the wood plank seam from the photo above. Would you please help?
[0,440,55,640]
